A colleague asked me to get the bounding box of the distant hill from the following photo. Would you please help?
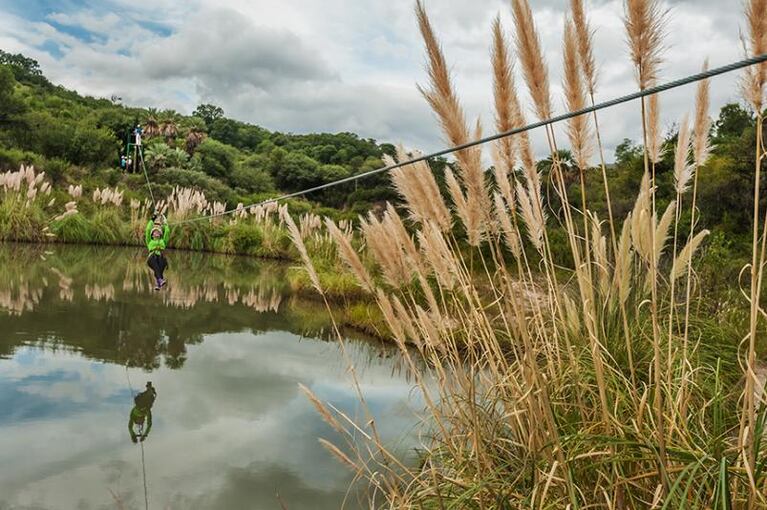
[0,49,400,212]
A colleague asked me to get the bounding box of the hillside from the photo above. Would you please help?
[0,49,400,215]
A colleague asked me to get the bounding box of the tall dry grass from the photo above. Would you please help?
[289,0,767,508]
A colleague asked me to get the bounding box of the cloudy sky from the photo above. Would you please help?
[0,0,752,158]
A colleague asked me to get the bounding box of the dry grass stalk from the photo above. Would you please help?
[742,0,767,111]
[673,114,694,194]
[493,192,522,259]
[415,0,489,243]
[693,60,713,167]
[359,212,410,288]
[671,229,710,281]
[682,64,712,368]
[563,19,594,170]
[417,220,458,290]
[387,148,451,232]
[491,16,517,173]
[571,0,598,95]
[326,217,374,292]
[624,0,666,90]
[647,94,663,164]
[281,208,321,293]
[512,0,552,120]
[516,181,545,253]
[742,0,767,489]
[318,438,359,471]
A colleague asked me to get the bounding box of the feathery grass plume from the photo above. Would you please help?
[492,16,517,172]
[590,212,610,296]
[671,230,710,281]
[281,208,321,293]
[571,0,597,95]
[326,217,374,292]
[383,203,422,270]
[299,383,345,435]
[318,438,359,471]
[492,145,516,210]
[376,289,408,349]
[624,0,666,90]
[647,94,663,163]
[417,220,458,290]
[693,60,713,167]
[415,1,489,239]
[444,166,478,244]
[494,192,522,259]
[512,0,552,120]
[673,114,694,194]
[516,181,544,253]
[630,170,656,263]
[386,148,451,232]
[742,0,767,111]
[614,215,633,306]
[563,19,594,170]
[654,200,677,263]
[360,212,410,288]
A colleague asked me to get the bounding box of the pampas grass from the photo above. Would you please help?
[276,2,767,508]
[563,19,594,171]
[512,0,552,121]
[624,0,666,90]
[415,0,488,245]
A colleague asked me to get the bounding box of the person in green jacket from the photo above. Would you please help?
[145,213,170,290]
[129,381,156,443]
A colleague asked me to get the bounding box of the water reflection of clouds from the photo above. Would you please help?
[0,331,423,510]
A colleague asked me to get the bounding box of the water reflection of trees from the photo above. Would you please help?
[0,244,367,370]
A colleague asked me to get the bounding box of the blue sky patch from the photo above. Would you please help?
[39,40,64,59]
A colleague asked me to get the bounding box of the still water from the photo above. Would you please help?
[0,244,420,510]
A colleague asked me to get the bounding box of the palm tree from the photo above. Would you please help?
[159,110,180,145]
[144,143,173,172]
[143,108,161,139]
[184,118,207,155]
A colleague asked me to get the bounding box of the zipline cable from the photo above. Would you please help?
[169,53,767,227]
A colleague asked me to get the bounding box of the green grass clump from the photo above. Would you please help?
[0,199,47,242]
[50,213,93,243]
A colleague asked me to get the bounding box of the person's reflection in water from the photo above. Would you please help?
[128,381,157,443]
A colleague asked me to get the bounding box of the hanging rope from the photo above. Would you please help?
[167,53,767,227]
[137,147,157,211]
[124,366,150,510]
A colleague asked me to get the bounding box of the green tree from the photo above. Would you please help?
[67,123,119,166]
[231,155,274,194]
[0,50,49,86]
[0,66,25,128]
[196,138,238,179]
[714,103,754,142]
[193,104,224,127]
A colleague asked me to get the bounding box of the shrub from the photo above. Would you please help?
[50,213,93,243]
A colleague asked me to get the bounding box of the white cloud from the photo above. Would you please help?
[0,0,755,159]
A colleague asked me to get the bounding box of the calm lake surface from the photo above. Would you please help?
[0,243,421,510]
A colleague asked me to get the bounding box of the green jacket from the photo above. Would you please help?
[129,406,153,440]
[145,220,170,254]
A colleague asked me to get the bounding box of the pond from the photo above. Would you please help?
[0,243,421,510]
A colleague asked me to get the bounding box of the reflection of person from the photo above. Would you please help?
[128,382,156,443]
[145,213,170,291]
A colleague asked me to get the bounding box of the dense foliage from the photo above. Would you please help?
[0,50,398,213]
